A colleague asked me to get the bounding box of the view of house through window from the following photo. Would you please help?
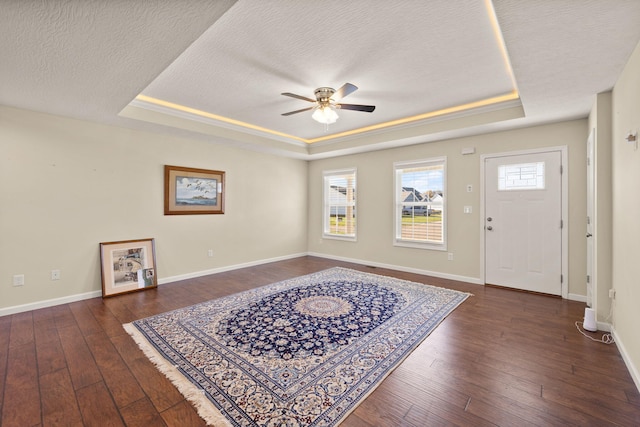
[323,169,356,239]
[394,158,446,249]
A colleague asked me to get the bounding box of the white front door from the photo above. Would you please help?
[485,151,562,295]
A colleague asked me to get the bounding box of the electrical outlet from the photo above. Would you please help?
[207,249,214,257]
[12,274,24,287]
[447,253,454,261]
[609,289,616,299]
[51,269,61,280]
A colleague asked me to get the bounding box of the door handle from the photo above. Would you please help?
[487,226,493,231]
[487,217,493,222]
[586,233,592,238]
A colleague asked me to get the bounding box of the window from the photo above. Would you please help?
[323,169,356,240]
[498,162,545,191]
[394,158,446,250]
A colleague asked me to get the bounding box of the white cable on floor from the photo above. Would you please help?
[575,321,614,344]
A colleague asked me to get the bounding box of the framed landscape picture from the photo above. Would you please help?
[100,238,157,297]
[164,165,225,215]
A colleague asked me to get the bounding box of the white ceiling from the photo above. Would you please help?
[2,0,640,159]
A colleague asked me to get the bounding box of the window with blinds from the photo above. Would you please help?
[394,158,446,250]
[323,169,356,240]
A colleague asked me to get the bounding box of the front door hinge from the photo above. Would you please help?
[560,165,564,174]
[587,275,590,284]
[561,274,564,284]
[560,220,563,229]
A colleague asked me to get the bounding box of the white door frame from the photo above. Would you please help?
[586,129,595,308]
[480,146,569,298]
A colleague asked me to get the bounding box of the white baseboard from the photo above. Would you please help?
[307,252,484,285]
[158,252,307,285]
[0,251,594,318]
[0,252,307,317]
[568,293,587,303]
[0,290,102,317]
[0,251,480,317]
[612,326,640,393]
[310,253,594,303]
[596,321,612,332]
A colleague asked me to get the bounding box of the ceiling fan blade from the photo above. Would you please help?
[281,106,314,116]
[281,92,316,103]
[337,103,375,113]
[333,83,358,101]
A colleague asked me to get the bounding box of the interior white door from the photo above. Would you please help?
[485,151,562,295]
[586,130,595,307]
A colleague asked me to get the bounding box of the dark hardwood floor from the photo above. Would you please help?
[1,256,639,426]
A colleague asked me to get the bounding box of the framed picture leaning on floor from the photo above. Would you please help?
[99,238,157,297]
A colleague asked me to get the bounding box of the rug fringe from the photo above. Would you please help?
[122,323,232,427]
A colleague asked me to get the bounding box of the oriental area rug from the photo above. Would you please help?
[124,267,470,426]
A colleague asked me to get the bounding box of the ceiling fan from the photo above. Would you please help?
[281,83,375,124]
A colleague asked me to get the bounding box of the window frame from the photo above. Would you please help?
[322,168,357,241]
[393,157,447,251]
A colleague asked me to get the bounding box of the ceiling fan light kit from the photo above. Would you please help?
[281,83,375,126]
[312,104,339,124]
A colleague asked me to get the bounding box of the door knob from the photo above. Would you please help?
[487,226,493,231]
[487,217,493,222]
[586,233,592,238]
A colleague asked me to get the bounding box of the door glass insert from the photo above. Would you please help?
[498,162,545,191]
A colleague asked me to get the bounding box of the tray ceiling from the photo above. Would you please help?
[2,1,640,159]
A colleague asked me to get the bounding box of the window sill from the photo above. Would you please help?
[394,240,446,251]
[323,234,357,242]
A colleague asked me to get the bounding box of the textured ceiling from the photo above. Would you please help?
[2,1,640,159]
[139,0,515,140]
[0,0,236,126]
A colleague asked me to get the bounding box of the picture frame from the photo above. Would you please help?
[100,238,157,297]
[164,165,225,215]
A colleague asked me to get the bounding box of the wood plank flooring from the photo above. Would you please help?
[1,256,639,426]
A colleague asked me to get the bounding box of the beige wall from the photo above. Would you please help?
[0,108,590,310]
[611,39,640,386]
[1,41,638,389]
[308,120,588,296]
[0,106,308,310]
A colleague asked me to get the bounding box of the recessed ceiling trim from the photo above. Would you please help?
[133,94,308,145]
[119,102,310,156]
[307,100,525,157]
[485,0,519,93]
[308,96,524,149]
[131,91,520,148]
[307,91,521,144]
